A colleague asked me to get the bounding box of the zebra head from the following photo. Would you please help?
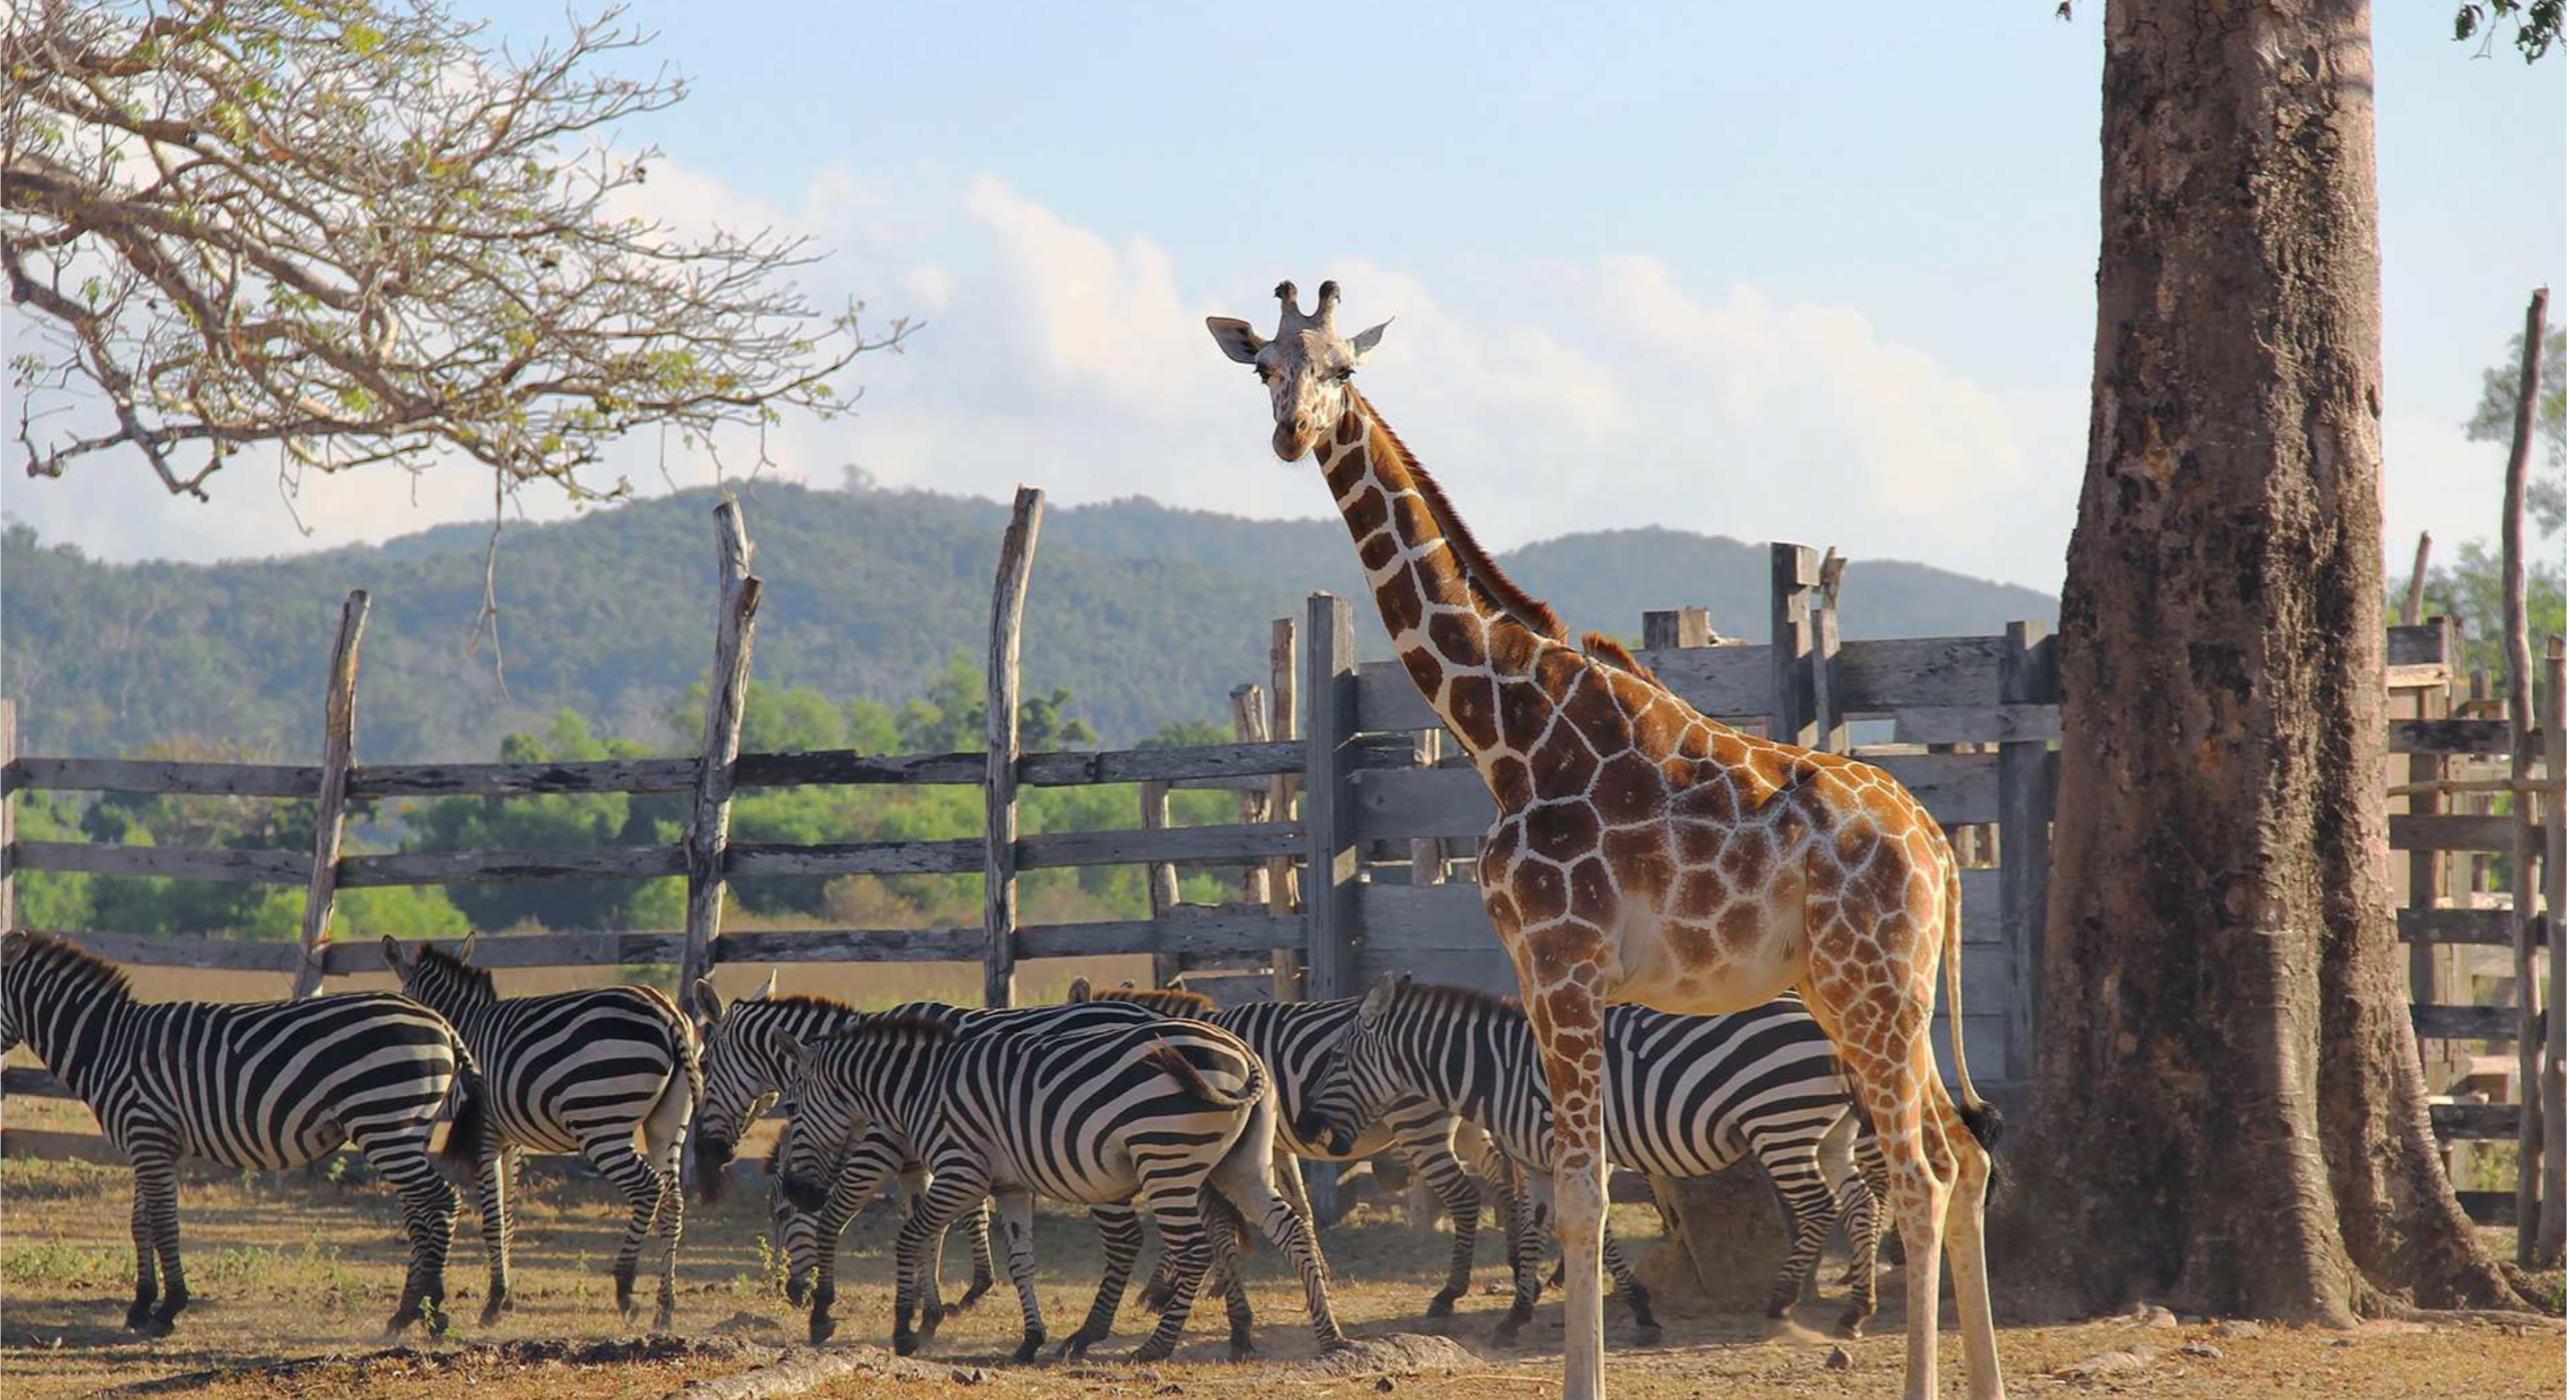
[0,931,29,1051]
[690,972,784,1203]
[1296,973,1412,1155]
[379,935,492,1019]
[772,1017,950,1213]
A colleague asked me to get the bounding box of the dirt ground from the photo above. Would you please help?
[4,1155,2561,1400]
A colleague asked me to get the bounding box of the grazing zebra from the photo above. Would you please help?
[689,977,1211,1345]
[382,936,701,1330]
[775,1014,1346,1363]
[1067,978,1529,1318]
[0,930,485,1338]
[1300,976,1888,1339]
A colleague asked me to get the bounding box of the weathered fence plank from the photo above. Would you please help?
[354,757,698,797]
[682,500,763,1002]
[2543,636,2566,1260]
[2391,814,2544,852]
[1770,543,1821,749]
[725,839,978,879]
[2386,718,2513,756]
[2397,908,2532,945]
[1302,595,1360,1004]
[1894,704,2062,746]
[2412,1003,2523,1042]
[293,591,369,998]
[1268,617,1304,1001]
[2434,1102,2523,1139]
[1998,620,2058,1084]
[1,697,16,931]
[344,846,687,886]
[984,487,1044,1009]
[13,841,307,883]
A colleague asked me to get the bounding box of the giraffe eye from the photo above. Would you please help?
[1255,366,1275,385]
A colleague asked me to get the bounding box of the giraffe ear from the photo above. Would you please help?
[1207,317,1267,365]
[1347,318,1391,361]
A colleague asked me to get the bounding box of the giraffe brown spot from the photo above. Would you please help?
[1565,854,1615,924]
[1344,486,1390,538]
[1427,610,1486,664]
[1447,674,1500,750]
[1336,409,1363,445]
[1562,675,1631,754]
[1391,492,1438,546]
[1673,778,1739,826]
[1675,819,1725,867]
[1718,829,1774,887]
[1324,448,1369,497]
[1676,869,1727,920]
[1666,919,1721,966]
[1605,669,1657,716]
[1591,752,1663,824]
[1400,645,1444,699]
[1716,902,1765,953]
[1490,626,1537,677]
[1376,567,1423,633]
[1528,729,1600,794]
[1482,888,1521,929]
[1525,925,1598,980]
[1708,732,1751,767]
[1515,861,1569,922]
[1360,532,1402,576]
[1490,754,1534,808]
[1499,680,1550,752]
[1747,746,1797,792]
[1527,801,1603,864]
[1600,828,1674,898]
[1630,701,1687,757]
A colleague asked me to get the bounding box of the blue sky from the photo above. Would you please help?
[3,4,2558,593]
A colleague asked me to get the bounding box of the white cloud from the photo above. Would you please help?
[0,161,2085,592]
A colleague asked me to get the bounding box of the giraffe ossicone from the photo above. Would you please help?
[1207,281,2007,1400]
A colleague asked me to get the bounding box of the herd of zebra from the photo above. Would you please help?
[0,926,1902,1363]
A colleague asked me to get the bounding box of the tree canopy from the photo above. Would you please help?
[2,0,902,502]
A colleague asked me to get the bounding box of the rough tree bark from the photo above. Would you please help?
[1998,0,2529,1319]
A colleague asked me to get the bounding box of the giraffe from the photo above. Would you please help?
[1207,281,2006,1400]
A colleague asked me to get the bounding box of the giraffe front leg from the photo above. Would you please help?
[1523,973,1611,1400]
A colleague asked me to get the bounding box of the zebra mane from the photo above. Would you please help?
[4,932,134,1000]
[412,942,494,998]
[808,1014,960,1051]
[1390,979,1520,1019]
[1084,984,1217,1018]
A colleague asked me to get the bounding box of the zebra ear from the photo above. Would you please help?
[379,935,407,972]
[1067,976,1093,1003]
[455,932,479,965]
[0,931,27,966]
[753,970,779,1001]
[692,978,724,1026]
[774,1033,804,1071]
[1359,974,1400,1023]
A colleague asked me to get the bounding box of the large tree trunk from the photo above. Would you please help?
[1997,0,2526,1320]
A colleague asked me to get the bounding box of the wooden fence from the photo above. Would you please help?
[1,494,2552,1246]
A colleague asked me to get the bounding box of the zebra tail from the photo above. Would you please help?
[1942,857,2004,1152]
[438,1043,490,1178]
[1143,1039,1266,1111]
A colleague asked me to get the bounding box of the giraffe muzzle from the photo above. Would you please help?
[1274,420,1318,462]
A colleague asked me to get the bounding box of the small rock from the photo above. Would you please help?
[2213,1319,2263,1339]
[2143,1306,2179,1329]
[2178,1314,2207,1325]
[1825,1346,1853,1371]
[1158,1386,1186,1397]
[2181,1341,2223,1360]
[1376,1379,1398,1394]
[951,1366,989,1385]
[2054,1345,2157,1380]
[2329,1337,2355,1349]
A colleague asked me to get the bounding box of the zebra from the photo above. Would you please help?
[0,930,486,1338]
[688,976,1217,1345]
[381,935,701,1330]
[1066,978,1532,1318]
[774,1013,1347,1364]
[1299,975,1888,1339]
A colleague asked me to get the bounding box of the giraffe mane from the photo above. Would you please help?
[4,932,134,1000]
[1353,389,1568,642]
[1579,632,1664,686]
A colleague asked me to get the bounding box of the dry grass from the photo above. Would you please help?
[4,1155,2562,1400]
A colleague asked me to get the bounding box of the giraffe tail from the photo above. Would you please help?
[1943,857,2004,1151]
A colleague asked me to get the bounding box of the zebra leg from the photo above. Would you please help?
[1837,1133,1890,1336]
[1601,1224,1661,1344]
[1059,1202,1144,1360]
[1130,1177,1214,1364]
[372,1142,461,1340]
[893,1173,985,1356]
[1400,1141,1485,1318]
[585,1140,664,1325]
[475,1138,511,1326]
[1747,1126,1841,1325]
[124,1160,161,1331]
[993,1188,1048,1363]
[1490,1162,1542,1344]
[652,1149,685,1331]
[1202,1194,1259,1361]
[1209,1135,1349,1355]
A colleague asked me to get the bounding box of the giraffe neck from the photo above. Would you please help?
[1316,391,1572,771]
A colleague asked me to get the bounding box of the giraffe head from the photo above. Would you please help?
[1207,279,1390,461]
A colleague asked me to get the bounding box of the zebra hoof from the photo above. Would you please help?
[1058,1330,1102,1361]
[1226,1334,1257,1363]
[125,1302,155,1331]
[1835,1310,1870,1339]
[424,1307,452,1341]
[957,1278,993,1311]
[1012,1330,1045,1364]
[809,1313,837,1347]
[784,1277,809,1308]
[893,1334,918,1357]
[1630,1323,1664,1347]
[479,1300,505,1328]
[1129,1342,1175,1365]
[1489,1320,1526,1348]
[1425,1292,1459,1319]
[653,1304,676,1333]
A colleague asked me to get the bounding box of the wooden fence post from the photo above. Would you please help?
[1769,543,1820,746]
[1642,607,1716,651]
[1268,616,1304,1002]
[2407,618,2459,1098]
[983,487,1045,1010]
[2505,287,2548,1261]
[291,591,370,999]
[680,502,762,1001]
[1231,684,1273,906]
[1302,592,1358,1222]
[1998,620,2058,1085]
[2542,634,2565,1264]
[1141,780,1182,987]
[1,697,17,933]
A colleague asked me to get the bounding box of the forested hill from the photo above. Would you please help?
[0,483,2055,760]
